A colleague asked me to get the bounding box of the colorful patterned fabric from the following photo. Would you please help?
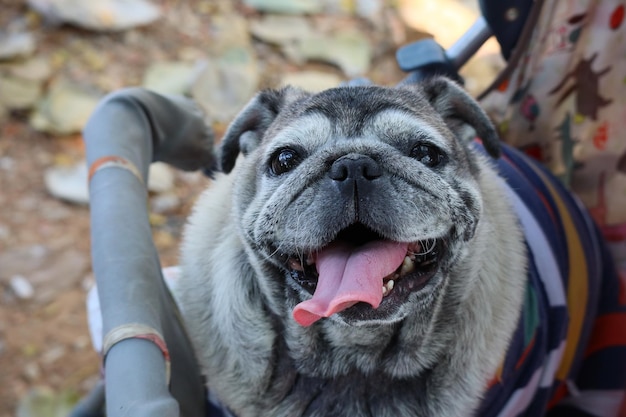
[479,0,626,304]
[475,142,626,417]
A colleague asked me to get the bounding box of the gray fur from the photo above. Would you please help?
[177,77,527,417]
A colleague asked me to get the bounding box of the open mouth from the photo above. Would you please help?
[284,223,443,326]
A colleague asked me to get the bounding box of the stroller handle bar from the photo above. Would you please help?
[396,16,492,84]
[83,89,214,417]
[447,16,493,70]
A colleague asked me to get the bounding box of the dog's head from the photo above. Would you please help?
[219,77,500,327]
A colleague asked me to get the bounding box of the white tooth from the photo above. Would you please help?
[382,280,395,297]
[288,258,304,271]
[399,256,415,276]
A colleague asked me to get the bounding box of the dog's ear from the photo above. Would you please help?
[219,87,307,173]
[420,77,501,158]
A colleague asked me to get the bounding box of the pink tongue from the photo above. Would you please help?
[292,240,408,326]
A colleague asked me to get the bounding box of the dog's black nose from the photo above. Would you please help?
[329,154,382,182]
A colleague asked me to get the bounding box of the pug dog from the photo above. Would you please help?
[175,77,566,417]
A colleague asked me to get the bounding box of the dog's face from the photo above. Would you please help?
[219,78,501,328]
[180,78,527,416]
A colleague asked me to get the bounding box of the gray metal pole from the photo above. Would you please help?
[446,17,493,69]
[83,88,215,417]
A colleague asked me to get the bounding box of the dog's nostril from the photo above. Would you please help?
[329,154,382,181]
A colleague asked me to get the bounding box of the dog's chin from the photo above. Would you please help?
[276,223,448,325]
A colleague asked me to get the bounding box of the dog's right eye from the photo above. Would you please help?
[410,144,446,168]
[270,148,302,175]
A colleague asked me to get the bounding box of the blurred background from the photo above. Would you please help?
[0,0,503,415]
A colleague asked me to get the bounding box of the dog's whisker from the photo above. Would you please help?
[407,238,438,256]
[262,244,285,264]
[423,239,437,254]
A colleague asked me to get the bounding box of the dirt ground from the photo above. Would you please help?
[0,0,502,414]
[0,1,421,415]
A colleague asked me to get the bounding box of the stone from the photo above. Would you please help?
[0,247,89,304]
[281,70,342,92]
[30,79,101,135]
[355,0,385,20]
[319,0,385,21]
[82,273,95,292]
[0,224,9,242]
[0,245,49,283]
[44,159,177,205]
[10,275,35,300]
[191,15,259,122]
[43,162,89,205]
[150,192,181,214]
[16,387,78,417]
[283,30,372,77]
[4,57,53,81]
[39,201,73,221]
[177,170,207,186]
[0,156,16,172]
[28,248,90,304]
[207,14,251,54]
[142,61,197,95]
[0,74,43,110]
[23,363,41,382]
[41,345,66,365]
[0,31,36,60]
[71,39,109,71]
[148,212,166,226]
[72,335,90,351]
[176,46,205,62]
[243,0,322,15]
[26,0,161,32]
[153,229,176,249]
[191,48,260,122]
[249,15,313,46]
[148,162,175,194]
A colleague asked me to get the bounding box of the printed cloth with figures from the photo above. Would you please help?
[480,0,626,288]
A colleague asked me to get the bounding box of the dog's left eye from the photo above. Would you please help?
[270,148,302,175]
[410,144,446,168]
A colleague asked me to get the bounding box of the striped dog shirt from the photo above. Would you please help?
[476,142,626,417]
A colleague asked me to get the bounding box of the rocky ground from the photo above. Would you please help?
[0,0,501,415]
